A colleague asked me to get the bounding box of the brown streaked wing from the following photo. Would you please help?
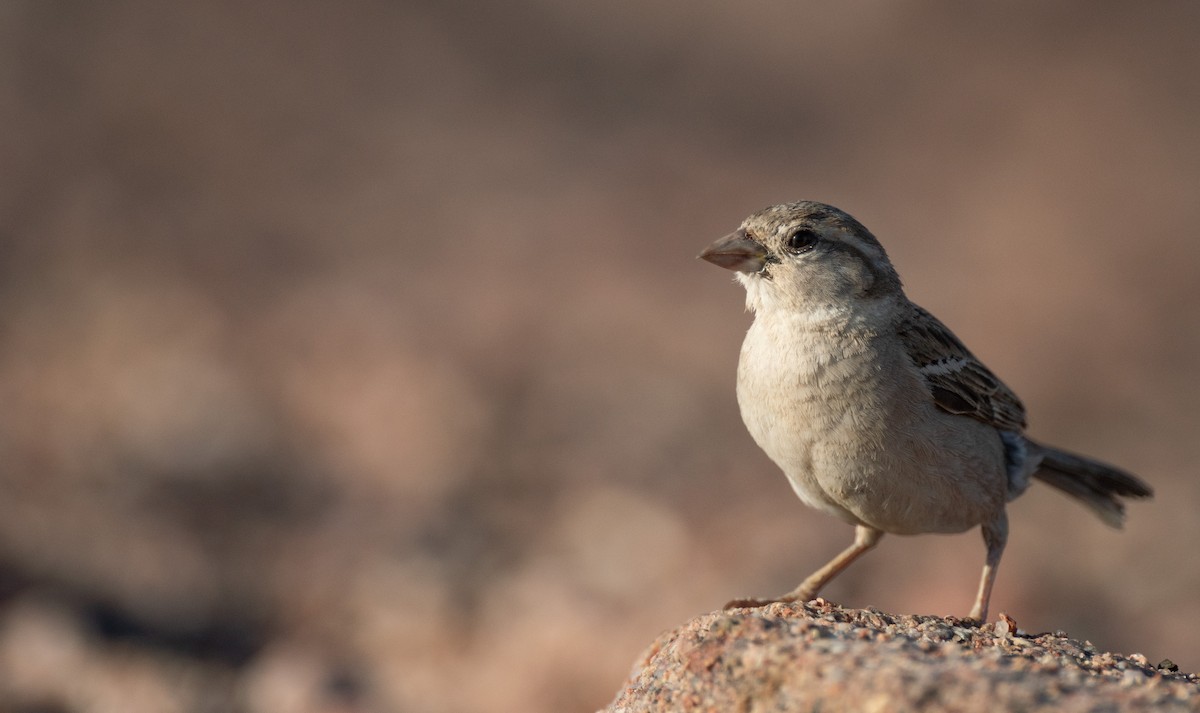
[897,304,1027,431]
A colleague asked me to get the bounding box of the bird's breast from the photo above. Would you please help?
[736,314,899,517]
[735,312,1007,533]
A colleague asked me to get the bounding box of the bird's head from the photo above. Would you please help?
[699,201,903,315]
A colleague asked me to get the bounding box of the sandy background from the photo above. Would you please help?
[1,2,1197,712]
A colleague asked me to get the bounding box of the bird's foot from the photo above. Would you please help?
[723,592,811,610]
[724,596,778,610]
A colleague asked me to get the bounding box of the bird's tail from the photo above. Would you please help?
[1029,440,1153,529]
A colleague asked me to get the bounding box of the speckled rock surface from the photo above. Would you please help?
[603,600,1199,712]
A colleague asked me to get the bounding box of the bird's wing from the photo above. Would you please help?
[897,304,1027,431]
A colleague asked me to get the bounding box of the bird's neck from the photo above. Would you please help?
[749,295,899,336]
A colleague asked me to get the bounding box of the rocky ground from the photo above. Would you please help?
[605,600,1199,712]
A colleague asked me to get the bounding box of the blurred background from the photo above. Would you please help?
[1,1,1198,711]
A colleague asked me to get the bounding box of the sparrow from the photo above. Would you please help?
[699,201,1152,622]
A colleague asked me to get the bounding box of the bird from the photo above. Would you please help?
[698,201,1152,622]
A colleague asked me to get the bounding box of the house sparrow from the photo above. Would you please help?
[699,201,1152,622]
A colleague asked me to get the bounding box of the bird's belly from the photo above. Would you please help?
[737,335,1007,535]
[811,412,1007,534]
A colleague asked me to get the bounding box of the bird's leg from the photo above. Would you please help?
[725,525,882,609]
[968,512,1008,623]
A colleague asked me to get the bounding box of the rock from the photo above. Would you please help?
[602,600,1199,712]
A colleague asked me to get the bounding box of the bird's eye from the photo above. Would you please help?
[786,228,820,253]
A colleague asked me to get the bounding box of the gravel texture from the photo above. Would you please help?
[603,600,1198,712]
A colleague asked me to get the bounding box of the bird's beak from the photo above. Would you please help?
[698,230,768,273]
